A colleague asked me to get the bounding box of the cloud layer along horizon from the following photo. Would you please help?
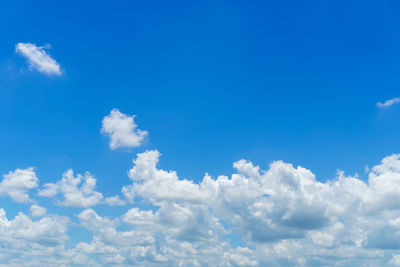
[2,137,400,265]
[1,109,400,266]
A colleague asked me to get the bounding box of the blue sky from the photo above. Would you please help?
[2,0,400,266]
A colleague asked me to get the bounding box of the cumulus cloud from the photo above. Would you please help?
[77,208,247,266]
[38,169,103,207]
[107,150,400,265]
[377,97,400,108]
[0,208,69,264]
[30,204,47,217]
[101,109,148,150]
[15,43,61,75]
[390,255,400,266]
[125,150,206,203]
[0,167,38,203]
[104,195,125,206]
[6,151,400,265]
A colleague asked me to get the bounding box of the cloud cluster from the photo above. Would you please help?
[101,109,148,150]
[0,208,69,265]
[2,109,400,265]
[15,43,61,75]
[40,151,397,266]
[4,148,400,265]
[38,169,103,207]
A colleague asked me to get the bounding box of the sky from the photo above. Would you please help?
[2,0,400,266]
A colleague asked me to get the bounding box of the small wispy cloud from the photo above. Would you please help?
[15,42,61,75]
[377,97,400,108]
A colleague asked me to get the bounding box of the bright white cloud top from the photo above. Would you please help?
[0,167,38,203]
[3,113,400,265]
[377,97,400,108]
[38,169,103,207]
[101,109,148,150]
[15,42,61,75]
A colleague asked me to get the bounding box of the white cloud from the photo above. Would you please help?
[104,195,125,206]
[0,208,69,264]
[0,167,38,203]
[7,151,400,265]
[226,251,258,266]
[106,150,400,265]
[377,97,400,108]
[15,43,61,75]
[390,255,400,266]
[101,109,148,150]
[30,204,47,217]
[38,169,103,207]
[77,208,244,266]
[126,150,207,204]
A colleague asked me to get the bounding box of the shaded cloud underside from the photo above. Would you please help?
[2,151,400,266]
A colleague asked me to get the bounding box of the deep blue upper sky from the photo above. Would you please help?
[1,0,400,193]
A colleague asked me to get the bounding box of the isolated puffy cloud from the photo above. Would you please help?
[15,43,61,75]
[0,167,38,203]
[101,109,148,150]
[38,169,103,207]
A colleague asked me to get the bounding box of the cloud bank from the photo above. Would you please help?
[2,110,400,266]
[38,169,103,207]
[1,150,400,265]
[15,43,61,75]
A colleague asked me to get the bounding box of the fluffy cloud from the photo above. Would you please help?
[101,109,148,150]
[124,150,333,243]
[110,150,400,265]
[125,150,207,203]
[5,151,400,265]
[390,255,400,266]
[15,43,61,75]
[38,169,103,207]
[0,208,69,265]
[0,167,38,203]
[377,97,400,108]
[104,195,125,206]
[30,204,47,217]
[77,208,251,266]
